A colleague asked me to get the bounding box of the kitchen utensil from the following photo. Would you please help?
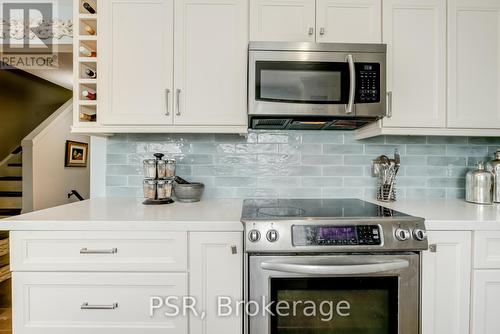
[466,162,494,205]
[173,182,205,203]
[487,150,500,203]
[174,176,191,184]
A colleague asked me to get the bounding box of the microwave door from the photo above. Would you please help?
[249,51,353,117]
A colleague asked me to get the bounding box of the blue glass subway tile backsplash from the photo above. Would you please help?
[105,131,500,200]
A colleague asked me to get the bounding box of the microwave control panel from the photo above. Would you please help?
[292,225,382,246]
[355,63,381,103]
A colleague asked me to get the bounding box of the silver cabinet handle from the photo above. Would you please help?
[165,89,170,116]
[308,27,314,35]
[387,91,393,118]
[319,27,325,36]
[345,54,355,114]
[261,259,409,275]
[80,248,118,254]
[429,244,437,253]
[175,89,181,116]
[81,302,118,310]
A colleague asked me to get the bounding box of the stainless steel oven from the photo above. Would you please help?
[242,199,427,334]
[249,253,419,334]
[248,42,387,130]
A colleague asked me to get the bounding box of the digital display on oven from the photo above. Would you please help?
[317,226,356,240]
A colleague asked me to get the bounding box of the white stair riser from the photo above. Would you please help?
[0,197,21,208]
[0,180,22,192]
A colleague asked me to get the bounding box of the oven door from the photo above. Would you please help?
[248,50,386,118]
[248,253,419,334]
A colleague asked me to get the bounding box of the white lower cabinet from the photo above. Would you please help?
[12,272,188,334]
[189,232,243,334]
[421,231,472,334]
[472,270,500,334]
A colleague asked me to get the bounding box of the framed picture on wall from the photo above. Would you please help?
[65,140,88,167]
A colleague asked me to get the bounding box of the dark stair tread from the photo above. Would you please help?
[0,176,21,181]
[12,146,22,154]
[7,163,21,167]
[0,209,21,216]
[0,191,22,197]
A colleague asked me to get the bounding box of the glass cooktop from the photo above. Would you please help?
[241,198,412,220]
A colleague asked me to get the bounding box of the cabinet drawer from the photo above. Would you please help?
[474,231,500,269]
[12,272,187,334]
[10,231,187,272]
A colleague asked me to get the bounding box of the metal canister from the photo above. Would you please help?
[488,150,500,203]
[466,162,494,205]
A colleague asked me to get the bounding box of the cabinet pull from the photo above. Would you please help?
[176,89,181,116]
[80,248,118,254]
[429,244,437,253]
[231,245,237,254]
[308,27,314,36]
[81,302,118,310]
[165,89,170,116]
[387,91,393,118]
[319,27,325,36]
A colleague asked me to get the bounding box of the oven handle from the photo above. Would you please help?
[345,54,356,114]
[260,259,409,275]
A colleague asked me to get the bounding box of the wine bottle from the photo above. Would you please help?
[82,90,96,100]
[85,68,96,78]
[79,45,96,57]
[82,2,96,14]
[84,24,96,35]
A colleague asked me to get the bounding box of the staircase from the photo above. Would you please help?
[0,147,21,334]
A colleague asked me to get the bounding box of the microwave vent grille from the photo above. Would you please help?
[251,119,289,130]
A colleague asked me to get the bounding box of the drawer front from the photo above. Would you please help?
[12,272,188,334]
[10,231,187,272]
[474,231,500,269]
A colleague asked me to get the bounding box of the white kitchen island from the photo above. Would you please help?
[3,198,500,334]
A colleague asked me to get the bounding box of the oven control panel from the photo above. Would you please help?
[355,63,381,104]
[292,225,382,246]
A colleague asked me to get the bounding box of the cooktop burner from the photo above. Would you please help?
[242,198,409,220]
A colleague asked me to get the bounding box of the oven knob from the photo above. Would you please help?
[413,229,427,241]
[266,229,279,242]
[248,230,261,243]
[395,228,411,241]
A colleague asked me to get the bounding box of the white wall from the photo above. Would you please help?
[22,100,90,212]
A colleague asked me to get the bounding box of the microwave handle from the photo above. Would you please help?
[260,259,409,275]
[345,54,356,114]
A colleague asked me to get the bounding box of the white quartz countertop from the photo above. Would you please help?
[370,199,500,230]
[0,198,244,231]
[2,197,500,232]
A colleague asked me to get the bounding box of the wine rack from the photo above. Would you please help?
[73,0,98,125]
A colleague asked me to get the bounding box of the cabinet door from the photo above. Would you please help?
[100,0,174,125]
[448,0,500,128]
[316,0,381,43]
[189,232,243,334]
[422,231,472,334]
[173,0,248,127]
[472,270,500,334]
[249,0,316,42]
[382,0,446,128]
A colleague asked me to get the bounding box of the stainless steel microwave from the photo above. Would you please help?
[248,42,387,130]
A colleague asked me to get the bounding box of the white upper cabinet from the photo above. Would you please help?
[421,231,472,334]
[382,0,446,128]
[249,0,316,42]
[99,0,174,126]
[316,0,382,43]
[448,0,500,128]
[173,0,248,126]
